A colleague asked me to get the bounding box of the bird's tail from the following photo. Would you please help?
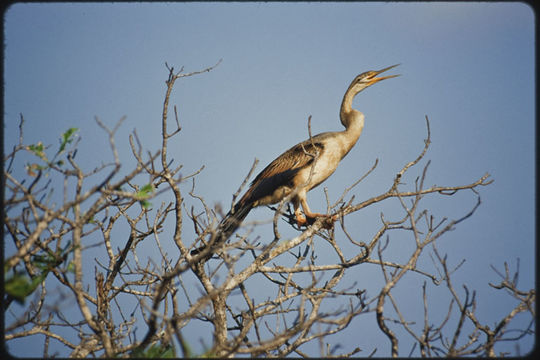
[191,203,252,260]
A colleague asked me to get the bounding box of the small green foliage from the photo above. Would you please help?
[137,183,155,209]
[24,127,79,176]
[131,343,176,358]
[138,183,154,195]
[58,127,79,154]
[140,200,152,209]
[27,142,47,160]
[5,271,48,304]
[4,241,73,304]
[26,142,48,176]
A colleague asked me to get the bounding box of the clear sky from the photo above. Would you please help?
[3,2,535,356]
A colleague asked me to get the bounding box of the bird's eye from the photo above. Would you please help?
[357,71,375,82]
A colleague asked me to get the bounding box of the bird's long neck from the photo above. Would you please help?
[339,87,365,152]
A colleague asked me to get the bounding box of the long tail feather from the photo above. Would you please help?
[191,203,252,260]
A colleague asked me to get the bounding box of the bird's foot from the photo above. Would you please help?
[295,214,309,227]
[295,213,338,228]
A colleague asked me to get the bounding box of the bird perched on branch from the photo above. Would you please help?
[192,64,399,260]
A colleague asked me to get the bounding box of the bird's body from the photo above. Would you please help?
[238,122,363,214]
[193,65,399,259]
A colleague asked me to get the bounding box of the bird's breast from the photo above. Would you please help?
[295,137,345,191]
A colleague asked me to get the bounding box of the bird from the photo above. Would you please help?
[192,64,399,260]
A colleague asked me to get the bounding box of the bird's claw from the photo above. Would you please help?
[296,213,338,228]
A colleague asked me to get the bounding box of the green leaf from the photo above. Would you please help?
[159,346,175,358]
[32,254,55,271]
[27,142,47,161]
[137,183,155,209]
[131,343,176,358]
[58,127,79,153]
[140,200,152,209]
[138,183,154,196]
[5,271,48,304]
[4,273,32,303]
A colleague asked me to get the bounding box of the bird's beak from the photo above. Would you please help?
[368,64,401,84]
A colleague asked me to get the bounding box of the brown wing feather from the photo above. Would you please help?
[238,138,326,206]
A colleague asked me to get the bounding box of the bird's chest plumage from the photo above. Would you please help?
[248,125,362,207]
[295,136,348,191]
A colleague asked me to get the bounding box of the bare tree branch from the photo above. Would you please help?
[4,64,532,359]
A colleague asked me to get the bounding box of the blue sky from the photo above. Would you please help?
[3,2,535,356]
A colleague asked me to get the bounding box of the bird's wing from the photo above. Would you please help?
[239,136,327,206]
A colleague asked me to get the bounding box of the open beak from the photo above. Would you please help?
[368,64,401,84]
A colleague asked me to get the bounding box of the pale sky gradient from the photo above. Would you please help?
[3,2,535,356]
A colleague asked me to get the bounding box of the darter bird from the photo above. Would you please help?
[193,64,399,260]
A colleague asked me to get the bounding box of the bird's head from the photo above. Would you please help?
[349,64,400,92]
